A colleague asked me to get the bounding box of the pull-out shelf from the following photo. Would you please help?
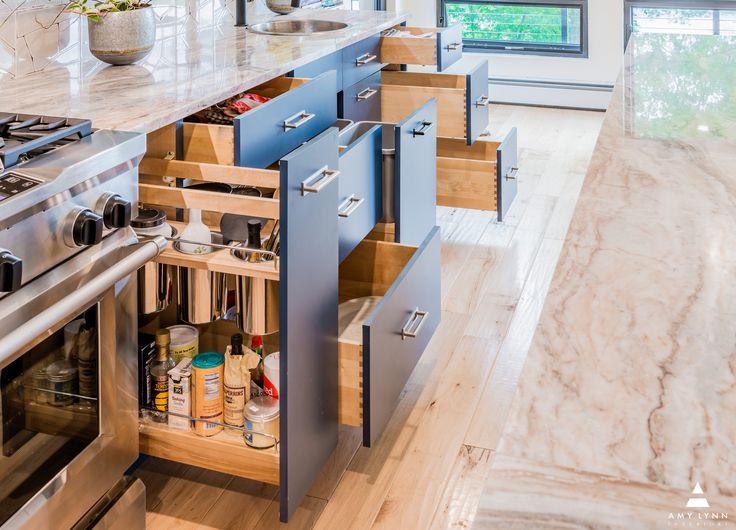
[379,24,464,72]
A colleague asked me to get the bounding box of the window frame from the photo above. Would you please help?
[438,0,589,58]
[624,0,736,46]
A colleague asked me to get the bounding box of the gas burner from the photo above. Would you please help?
[0,113,92,169]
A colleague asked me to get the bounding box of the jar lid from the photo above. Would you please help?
[192,352,224,369]
[245,396,280,422]
[167,325,199,346]
[46,360,78,381]
[131,207,167,229]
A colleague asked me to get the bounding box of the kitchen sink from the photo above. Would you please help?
[248,19,350,36]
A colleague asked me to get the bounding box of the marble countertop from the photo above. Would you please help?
[0,8,407,132]
[478,34,736,528]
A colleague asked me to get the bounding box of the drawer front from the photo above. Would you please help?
[279,128,340,521]
[291,51,343,92]
[234,72,338,168]
[338,124,382,262]
[339,71,382,123]
[496,127,519,222]
[437,23,463,71]
[395,99,437,247]
[342,34,385,89]
[363,227,441,446]
[466,60,490,145]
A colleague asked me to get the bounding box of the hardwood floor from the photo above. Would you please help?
[133,104,605,529]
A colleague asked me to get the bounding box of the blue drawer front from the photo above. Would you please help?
[496,127,518,222]
[234,72,338,168]
[339,71,382,123]
[466,60,490,145]
[395,99,437,247]
[279,128,340,522]
[437,23,463,71]
[362,227,441,446]
[337,124,382,262]
[342,35,385,89]
[291,51,342,92]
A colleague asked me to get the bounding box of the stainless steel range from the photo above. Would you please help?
[0,113,164,530]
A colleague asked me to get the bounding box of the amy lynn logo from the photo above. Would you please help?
[667,483,732,527]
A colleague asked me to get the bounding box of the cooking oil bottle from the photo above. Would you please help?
[150,329,175,423]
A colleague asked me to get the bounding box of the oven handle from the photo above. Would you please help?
[0,237,166,367]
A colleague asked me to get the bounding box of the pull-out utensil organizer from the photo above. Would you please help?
[139,124,282,334]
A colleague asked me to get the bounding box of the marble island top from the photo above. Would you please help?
[476,34,736,529]
[0,8,407,132]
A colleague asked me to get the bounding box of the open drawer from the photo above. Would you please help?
[185,71,337,169]
[436,128,519,222]
[380,60,489,145]
[140,125,341,523]
[338,227,441,447]
[380,24,463,72]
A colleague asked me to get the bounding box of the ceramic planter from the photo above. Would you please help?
[88,7,155,66]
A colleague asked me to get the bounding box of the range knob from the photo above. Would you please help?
[0,250,22,293]
[101,194,132,229]
[66,208,104,247]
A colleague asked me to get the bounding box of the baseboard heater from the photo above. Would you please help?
[489,77,614,92]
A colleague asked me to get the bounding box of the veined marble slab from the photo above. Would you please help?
[0,8,407,132]
[480,33,736,526]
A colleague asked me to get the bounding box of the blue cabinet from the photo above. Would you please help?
[337,123,382,262]
[338,227,442,447]
[339,70,382,123]
[279,128,340,521]
[290,51,343,92]
[395,99,437,247]
[234,72,338,168]
[341,34,385,90]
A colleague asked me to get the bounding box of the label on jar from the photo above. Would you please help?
[204,373,220,399]
[153,375,168,412]
[224,384,245,426]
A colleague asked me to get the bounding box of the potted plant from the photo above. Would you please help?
[67,0,155,65]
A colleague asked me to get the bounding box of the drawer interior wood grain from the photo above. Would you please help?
[436,136,501,212]
[380,71,467,139]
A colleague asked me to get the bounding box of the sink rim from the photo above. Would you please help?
[247,19,351,36]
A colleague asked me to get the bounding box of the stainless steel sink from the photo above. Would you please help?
[248,19,350,36]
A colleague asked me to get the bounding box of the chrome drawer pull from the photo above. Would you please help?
[301,166,340,195]
[283,110,316,131]
[412,121,434,137]
[475,95,490,108]
[445,42,462,51]
[506,167,519,180]
[401,308,429,340]
[337,194,365,218]
[355,53,377,66]
[356,87,378,101]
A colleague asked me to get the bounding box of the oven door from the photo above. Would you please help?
[0,229,165,530]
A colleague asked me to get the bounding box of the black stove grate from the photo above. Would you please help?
[0,113,92,169]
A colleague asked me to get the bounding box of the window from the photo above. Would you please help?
[439,0,588,57]
[625,1,736,45]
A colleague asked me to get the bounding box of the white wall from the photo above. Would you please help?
[388,0,625,109]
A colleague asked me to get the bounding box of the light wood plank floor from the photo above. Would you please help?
[134,104,605,530]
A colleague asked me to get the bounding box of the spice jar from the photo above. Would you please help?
[244,396,279,449]
[46,359,78,407]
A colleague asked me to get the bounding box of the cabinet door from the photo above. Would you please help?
[466,60,489,145]
[363,227,441,446]
[279,128,339,522]
[394,99,437,247]
[338,124,382,262]
[496,127,519,222]
[339,71,382,123]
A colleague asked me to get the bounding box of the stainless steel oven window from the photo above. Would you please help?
[0,305,100,526]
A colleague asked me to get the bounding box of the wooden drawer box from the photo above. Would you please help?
[379,24,463,72]
[380,60,489,145]
[185,72,337,169]
[338,227,441,447]
[436,128,519,222]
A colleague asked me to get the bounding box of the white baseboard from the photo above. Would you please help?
[489,78,613,110]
